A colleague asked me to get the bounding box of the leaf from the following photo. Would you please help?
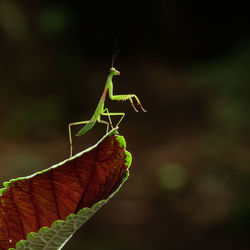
[0,128,132,249]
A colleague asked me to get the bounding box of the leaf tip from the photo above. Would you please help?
[116,135,126,149]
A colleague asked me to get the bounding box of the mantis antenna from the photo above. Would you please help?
[111,37,120,68]
[111,50,120,68]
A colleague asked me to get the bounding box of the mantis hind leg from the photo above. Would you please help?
[97,119,109,134]
[103,108,114,130]
[102,112,125,128]
[68,120,90,158]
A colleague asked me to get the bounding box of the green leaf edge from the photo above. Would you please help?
[1,128,132,250]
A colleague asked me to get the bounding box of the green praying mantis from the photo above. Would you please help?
[68,61,146,158]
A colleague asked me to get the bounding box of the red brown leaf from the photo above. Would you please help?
[0,133,129,249]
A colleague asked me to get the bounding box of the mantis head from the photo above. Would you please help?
[110,67,120,76]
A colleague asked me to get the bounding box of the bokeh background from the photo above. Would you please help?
[1,2,250,249]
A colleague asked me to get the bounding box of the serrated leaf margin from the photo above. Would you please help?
[3,128,131,250]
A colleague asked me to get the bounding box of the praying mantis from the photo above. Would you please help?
[68,64,146,158]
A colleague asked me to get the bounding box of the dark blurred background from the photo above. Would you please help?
[1,1,250,249]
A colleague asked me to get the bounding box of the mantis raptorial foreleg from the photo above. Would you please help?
[107,82,146,112]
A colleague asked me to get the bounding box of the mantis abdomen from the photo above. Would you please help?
[76,120,96,136]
